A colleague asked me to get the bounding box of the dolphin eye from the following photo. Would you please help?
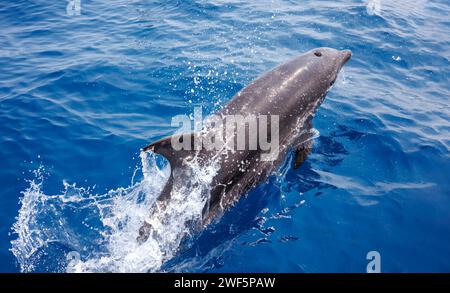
[314,51,322,57]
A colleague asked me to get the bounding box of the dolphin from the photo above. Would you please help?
[137,47,351,243]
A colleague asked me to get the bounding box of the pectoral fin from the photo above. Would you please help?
[294,140,312,169]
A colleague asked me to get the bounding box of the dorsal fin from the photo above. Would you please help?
[138,134,198,245]
[142,133,197,168]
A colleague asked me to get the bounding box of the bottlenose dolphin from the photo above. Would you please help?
[137,47,351,243]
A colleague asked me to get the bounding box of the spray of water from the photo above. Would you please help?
[10,151,218,272]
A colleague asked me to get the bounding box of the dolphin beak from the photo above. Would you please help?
[340,49,352,65]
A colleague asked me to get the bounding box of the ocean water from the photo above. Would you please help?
[1,0,449,272]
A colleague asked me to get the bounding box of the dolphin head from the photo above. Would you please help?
[278,47,351,116]
[309,47,352,89]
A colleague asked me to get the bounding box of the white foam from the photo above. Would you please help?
[10,151,218,273]
[366,0,382,16]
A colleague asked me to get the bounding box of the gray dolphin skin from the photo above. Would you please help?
[137,47,351,243]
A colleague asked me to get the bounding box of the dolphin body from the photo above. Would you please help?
[138,47,351,243]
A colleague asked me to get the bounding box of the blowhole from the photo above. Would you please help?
[314,51,322,57]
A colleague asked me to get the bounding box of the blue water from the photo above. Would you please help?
[1,0,449,272]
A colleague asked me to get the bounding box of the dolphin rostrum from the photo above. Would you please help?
[137,47,351,243]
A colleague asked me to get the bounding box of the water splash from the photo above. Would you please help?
[10,151,218,272]
[366,0,382,16]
